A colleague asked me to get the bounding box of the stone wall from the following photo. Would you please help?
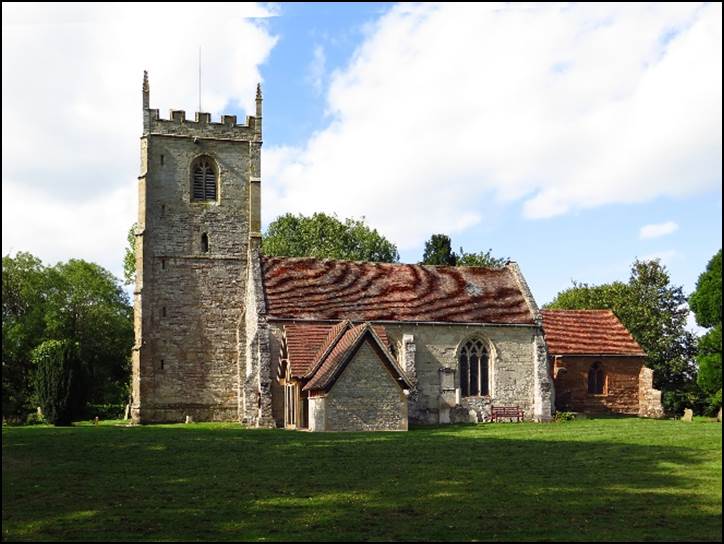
[324,340,408,431]
[552,356,648,415]
[638,366,665,418]
[384,323,546,423]
[308,396,326,432]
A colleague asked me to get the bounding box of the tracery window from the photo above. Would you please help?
[459,339,489,397]
[191,156,217,201]
[588,362,606,395]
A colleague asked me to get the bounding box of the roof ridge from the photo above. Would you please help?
[542,308,615,313]
[303,322,411,392]
[303,320,352,379]
[261,254,506,271]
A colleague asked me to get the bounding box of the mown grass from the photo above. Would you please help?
[2,418,721,541]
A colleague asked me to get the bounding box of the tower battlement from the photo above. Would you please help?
[142,71,262,141]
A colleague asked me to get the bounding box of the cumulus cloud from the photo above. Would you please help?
[640,221,679,239]
[2,3,277,276]
[264,3,722,249]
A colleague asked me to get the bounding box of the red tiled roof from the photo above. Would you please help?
[284,321,390,378]
[262,257,535,324]
[304,324,368,391]
[541,310,646,356]
[302,323,409,392]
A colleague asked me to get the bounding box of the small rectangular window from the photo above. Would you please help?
[160,359,165,370]
[160,154,165,166]
[162,306,167,318]
[161,258,166,270]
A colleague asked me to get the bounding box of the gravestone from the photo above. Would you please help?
[681,408,694,422]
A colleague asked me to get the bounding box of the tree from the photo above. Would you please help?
[31,339,80,426]
[1,253,133,420]
[690,250,722,413]
[262,212,399,263]
[546,259,699,415]
[2,253,52,417]
[420,234,507,268]
[456,247,508,268]
[123,223,137,285]
[420,234,457,265]
[46,259,134,415]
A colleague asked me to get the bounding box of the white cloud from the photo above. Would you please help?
[2,3,277,278]
[640,221,679,239]
[264,3,722,249]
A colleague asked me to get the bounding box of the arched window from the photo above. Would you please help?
[459,339,489,397]
[201,233,209,253]
[588,362,605,395]
[191,156,217,201]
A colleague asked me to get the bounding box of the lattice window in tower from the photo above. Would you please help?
[192,157,217,201]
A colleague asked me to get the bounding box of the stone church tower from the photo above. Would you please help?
[131,72,265,423]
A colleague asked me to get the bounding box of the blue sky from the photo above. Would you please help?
[2,2,722,313]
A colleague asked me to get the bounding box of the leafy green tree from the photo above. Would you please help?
[689,250,722,412]
[2,253,52,416]
[546,259,698,415]
[46,259,133,414]
[123,223,137,285]
[2,253,133,420]
[421,234,457,265]
[421,235,507,267]
[456,247,508,268]
[262,212,399,262]
[31,339,80,426]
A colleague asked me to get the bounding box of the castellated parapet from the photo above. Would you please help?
[132,71,263,423]
[145,109,259,140]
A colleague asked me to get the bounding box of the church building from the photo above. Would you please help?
[131,75,662,430]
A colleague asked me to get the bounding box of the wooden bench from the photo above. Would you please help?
[490,405,524,422]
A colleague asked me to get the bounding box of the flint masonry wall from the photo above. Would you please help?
[384,324,542,423]
[132,76,258,423]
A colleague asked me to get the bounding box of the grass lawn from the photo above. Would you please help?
[2,418,721,541]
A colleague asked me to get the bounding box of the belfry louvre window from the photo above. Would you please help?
[192,157,217,201]
[459,339,489,397]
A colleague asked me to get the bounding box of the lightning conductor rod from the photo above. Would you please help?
[198,46,202,113]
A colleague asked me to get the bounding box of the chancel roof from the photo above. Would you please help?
[541,310,646,357]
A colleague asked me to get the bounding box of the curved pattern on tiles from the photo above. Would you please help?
[261,257,535,324]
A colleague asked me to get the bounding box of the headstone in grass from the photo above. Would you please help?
[185,415,193,424]
[717,407,721,422]
[682,408,694,422]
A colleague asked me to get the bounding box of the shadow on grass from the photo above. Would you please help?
[2,421,722,541]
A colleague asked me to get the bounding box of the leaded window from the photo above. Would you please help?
[191,157,217,201]
[459,339,489,397]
